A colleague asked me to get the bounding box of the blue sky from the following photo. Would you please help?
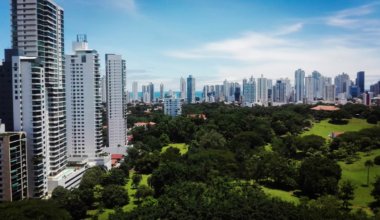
[1,0,380,90]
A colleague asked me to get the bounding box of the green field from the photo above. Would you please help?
[339,149,380,213]
[87,173,151,220]
[302,118,373,139]
[161,143,189,155]
[262,186,300,204]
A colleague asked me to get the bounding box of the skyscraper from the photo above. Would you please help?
[0,123,28,202]
[305,76,314,103]
[356,71,365,94]
[273,79,287,103]
[187,75,195,104]
[160,83,164,99]
[257,75,268,106]
[148,82,154,103]
[295,69,305,102]
[65,35,103,159]
[132,81,138,101]
[312,71,323,99]
[242,76,256,104]
[180,77,186,99]
[106,54,127,153]
[11,0,66,197]
[101,75,107,103]
[334,73,351,98]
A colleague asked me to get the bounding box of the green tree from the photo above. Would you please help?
[135,185,154,202]
[79,166,106,189]
[339,180,356,211]
[197,130,226,149]
[299,156,342,198]
[159,133,170,146]
[365,160,374,186]
[132,174,143,188]
[102,185,129,208]
[103,168,127,186]
[0,200,71,220]
[371,176,380,207]
[51,186,70,207]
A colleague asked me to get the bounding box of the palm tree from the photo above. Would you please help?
[365,159,374,186]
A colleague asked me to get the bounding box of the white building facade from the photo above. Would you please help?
[65,35,103,159]
[106,54,127,153]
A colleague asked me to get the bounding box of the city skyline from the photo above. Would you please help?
[1,0,380,90]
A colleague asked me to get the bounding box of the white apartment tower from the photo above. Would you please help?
[132,81,138,101]
[180,77,186,100]
[11,0,66,197]
[295,69,305,102]
[106,54,127,153]
[101,75,107,103]
[65,35,103,159]
[257,75,268,106]
[242,76,256,104]
[305,76,314,103]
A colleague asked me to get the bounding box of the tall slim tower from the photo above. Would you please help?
[257,75,268,105]
[106,54,127,153]
[356,71,365,94]
[160,83,164,99]
[295,69,305,102]
[305,76,314,103]
[148,82,154,103]
[11,0,66,197]
[187,75,196,104]
[180,77,186,99]
[132,81,138,101]
[65,35,103,159]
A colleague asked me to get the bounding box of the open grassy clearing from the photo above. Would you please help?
[302,118,373,139]
[261,186,300,204]
[87,173,151,220]
[161,143,189,155]
[339,149,380,213]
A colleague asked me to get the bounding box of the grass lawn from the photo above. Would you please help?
[339,149,380,214]
[302,118,373,139]
[87,173,151,220]
[161,143,189,155]
[261,186,300,204]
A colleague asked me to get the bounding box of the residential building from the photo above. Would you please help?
[305,76,314,103]
[334,73,351,98]
[180,77,186,100]
[257,75,268,105]
[324,84,336,102]
[159,83,164,99]
[187,75,195,104]
[132,81,138,101]
[295,69,305,102]
[370,81,380,96]
[164,97,182,117]
[148,82,154,103]
[101,75,107,103]
[0,123,28,201]
[273,79,287,103]
[242,77,256,104]
[65,35,103,159]
[12,0,66,177]
[106,54,127,154]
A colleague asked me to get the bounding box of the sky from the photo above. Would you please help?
[0,0,380,91]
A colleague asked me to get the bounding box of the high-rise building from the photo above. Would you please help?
[0,123,28,202]
[101,75,107,103]
[65,35,103,159]
[356,71,365,94]
[242,76,256,104]
[305,76,314,103]
[159,83,164,99]
[11,0,66,197]
[257,75,268,106]
[142,85,150,103]
[0,49,21,131]
[106,54,127,153]
[267,79,273,103]
[273,79,287,103]
[312,71,323,99]
[324,84,336,102]
[334,73,351,99]
[295,69,305,102]
[132,81,138,101]
[187,75,195,104]
[370,81,380,97]
[148,82,154,103]
[180,77,186,99]
[164,97,182,117]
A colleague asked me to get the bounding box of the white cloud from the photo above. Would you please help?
[274,23,304,36]
[108,0,138,15]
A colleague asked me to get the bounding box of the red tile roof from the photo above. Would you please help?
[311,105,340,111]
